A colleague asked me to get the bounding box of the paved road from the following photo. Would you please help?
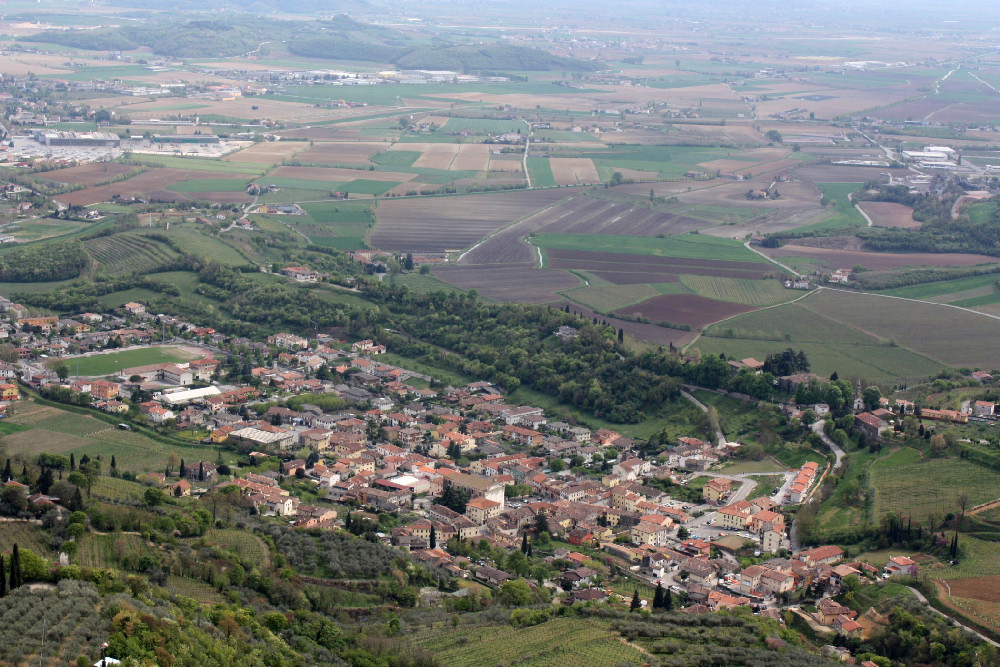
[743,241,801,278]
[680,389,726,447]
[907,586,1000,648]
[811,420,845,473]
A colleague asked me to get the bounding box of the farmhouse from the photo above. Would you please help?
[853,412,888,441]
[281,266,321,283]
[728,358,764,376]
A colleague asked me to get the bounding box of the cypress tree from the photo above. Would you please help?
[345,512,352,530]
[652,583,664,610]
[618,327,624,343]
[9,544,22,590]
[37,468,53,494]
[199,462,205,482]
[70,453,75,471]
[179,459,186,478]
[0,554,5,597]
[111,455,117,470]
[430,524,437,549]
[1,458,10,481]
[630,589,640,612]
[521,533,529,554]
[71,487,84,511]
[664,587,672,611]
[526,541,532,557]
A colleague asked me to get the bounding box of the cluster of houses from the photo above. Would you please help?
[0,291,946,626]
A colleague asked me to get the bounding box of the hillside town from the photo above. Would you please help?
[0,289,975,650]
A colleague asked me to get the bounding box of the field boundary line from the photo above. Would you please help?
[681,288,817,353]
[455,196,572,263]
[822,286,1000,323]
[744,241,802,277]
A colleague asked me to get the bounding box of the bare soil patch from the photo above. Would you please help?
[549,158,600,185]
[615,293,757,329]
[371,189,569,252]
[224,141,308,164]
[858,201,921,228]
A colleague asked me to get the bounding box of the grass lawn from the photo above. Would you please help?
[70,346,200,376]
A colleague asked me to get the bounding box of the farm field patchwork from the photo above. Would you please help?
[615,293,757,329]
[57,167,258,206]
[678,275,801,306]
[696,298,949,382]
[371,189,569,252]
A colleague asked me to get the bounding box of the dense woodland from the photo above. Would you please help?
[0,240,88,282]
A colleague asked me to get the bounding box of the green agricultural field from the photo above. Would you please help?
[120,155,268,175]
[527,157,556,187]
[167,178,252,192]
[8,219,89,242]
[870,448,1000,524]
[697,293,959,383]
[789,183,864,233]
[532,232,770,263]
[70,346,199,376]
[878,273,1000,299]
[679,275,799,306]
[341,178,402,195]
[3,401,223,472]
[560,283,666,313]
[97,287,163,308]
[800,289,1000,370]
[694,337,943,385]
[952,292,1000,308]
[372,150,421,167]
[408,615,645,667]
[579,145,731,176]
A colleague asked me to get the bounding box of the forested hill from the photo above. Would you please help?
[21,14,597,71]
